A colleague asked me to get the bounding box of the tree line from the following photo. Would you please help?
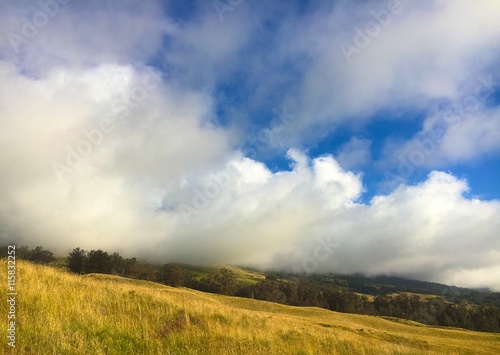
[0,245,55,264]
[67,248,158,280]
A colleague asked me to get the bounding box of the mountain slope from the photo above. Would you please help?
[1,260,499,354]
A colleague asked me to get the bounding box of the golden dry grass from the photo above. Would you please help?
[0,260,499,354]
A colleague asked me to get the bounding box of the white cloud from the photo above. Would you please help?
[160,161,500,291]
[0,61,232,253]
[0,0,171,74]
[336,137,372,170]
[438,107,500,161]
[319,171,500,290]
[380,101,500,172]
[269,0,500,145]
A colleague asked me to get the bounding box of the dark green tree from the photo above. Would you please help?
[16,246,32,260]
[29,246,55,264]
[133,263,157,281]
[196,268,238,295]
[67,248,87,274]
[157,263,188,287]
[85,249,112,273]
[213,268,238,295]
[123,258,137,277]
[110,252,125,275]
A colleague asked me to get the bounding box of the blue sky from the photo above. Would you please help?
[1,0,499,290]
[156,0,500,202]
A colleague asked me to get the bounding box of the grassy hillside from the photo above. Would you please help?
[175,263,266,284]
[1,260,499,354]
